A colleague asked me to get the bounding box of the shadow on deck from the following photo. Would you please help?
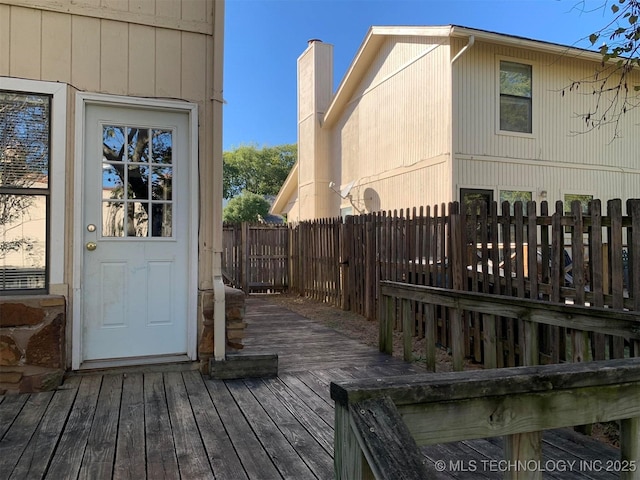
[0,295,620,479]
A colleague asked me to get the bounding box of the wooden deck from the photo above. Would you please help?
[0,295,621,479]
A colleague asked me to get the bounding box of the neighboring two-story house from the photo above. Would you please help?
[0,0,226,383]
[272,25,639,221]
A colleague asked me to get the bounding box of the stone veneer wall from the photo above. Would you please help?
[198,286,246,374]
[0,296,66,393]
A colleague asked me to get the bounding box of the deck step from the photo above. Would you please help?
[209,352,278,380]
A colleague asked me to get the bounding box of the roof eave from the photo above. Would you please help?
[271,162,298,215]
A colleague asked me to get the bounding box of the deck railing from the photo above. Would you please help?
[331,358,640,480]
[379,281,640,371]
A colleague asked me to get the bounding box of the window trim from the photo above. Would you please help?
[0,78,67,292]
[496,56,536,138]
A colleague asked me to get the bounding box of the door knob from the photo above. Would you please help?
[86,242,97,251]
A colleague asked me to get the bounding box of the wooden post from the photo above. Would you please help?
[450,307,464,371]
[483,314,497,369]
[425,303,436,372]
[365,215,375,320]
[504,431,543,480]
[379,295,393,355]
[589,200,606,360]
[571,201,589,363]
[608,199,626,358]
[522,318,539,367]
[620,416,640,480]
[334,403,371,480]
[241,222,249,292]
[402,298,412,362]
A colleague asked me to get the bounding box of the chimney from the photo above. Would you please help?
[297,39,337,220]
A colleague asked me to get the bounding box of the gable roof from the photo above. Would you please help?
[323,24,607,128]
[272,24,610,216]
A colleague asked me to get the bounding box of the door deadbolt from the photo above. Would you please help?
[87,224,96,232]
[86,242,97,251]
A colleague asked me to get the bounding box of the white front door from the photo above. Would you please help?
[80,104,192,363]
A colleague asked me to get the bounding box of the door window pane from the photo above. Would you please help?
[101,124,174,238]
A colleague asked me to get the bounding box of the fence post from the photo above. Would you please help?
[241,222,249,292]
[449,203,465,371]
[608,199,626,358]
[365,214,375,319]
[628,199,640,357]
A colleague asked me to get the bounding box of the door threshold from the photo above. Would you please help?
[75,354,197,374]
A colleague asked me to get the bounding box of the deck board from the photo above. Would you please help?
[0,294,624,479]
[113,373,145,480]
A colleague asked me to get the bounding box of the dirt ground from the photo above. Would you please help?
[258,292,620,448]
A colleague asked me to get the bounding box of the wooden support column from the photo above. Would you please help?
[334,403,371,480]
[504,431,543,480]
[620,416,640,480]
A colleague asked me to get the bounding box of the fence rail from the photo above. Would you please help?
[379,281,640,371]
[331,357,640,480]
[223,198,639,316]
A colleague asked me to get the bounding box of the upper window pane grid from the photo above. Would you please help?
[101,125,173,238]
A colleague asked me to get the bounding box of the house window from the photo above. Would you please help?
[499,189,533,215]
[0,91,51,293]
[461,188,493,215]
[564,193,593,214]
[499,61,532,134]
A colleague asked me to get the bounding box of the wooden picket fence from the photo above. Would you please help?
[221,222,289,292]
[222,198,639,361]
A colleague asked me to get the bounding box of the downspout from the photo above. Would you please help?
[451,35,475,65]
[450,34,474,205]
[212,0,226,361]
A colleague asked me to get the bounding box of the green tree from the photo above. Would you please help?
[223,143,296,199]
[223,191,271,223]
[571,0,640,135]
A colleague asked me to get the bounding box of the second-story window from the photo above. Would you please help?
[499,61,532,134]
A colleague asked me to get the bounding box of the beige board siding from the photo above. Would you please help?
[42,11,71,83]
[1,4,212,100]
[71,15,101,91]
[0,4,9,74]
[128,23,155,97]
[2,0,212,34]
[452,39,638,170]
[1,0,219,288]
[9,6,41,79]
[339,35,452,210]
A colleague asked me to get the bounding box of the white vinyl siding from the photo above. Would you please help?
[452,38,640,207]
[335,36,454,212]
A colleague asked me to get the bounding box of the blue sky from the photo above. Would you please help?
[223,0,613,151]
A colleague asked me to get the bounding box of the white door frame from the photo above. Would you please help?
[72,93,199,370]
